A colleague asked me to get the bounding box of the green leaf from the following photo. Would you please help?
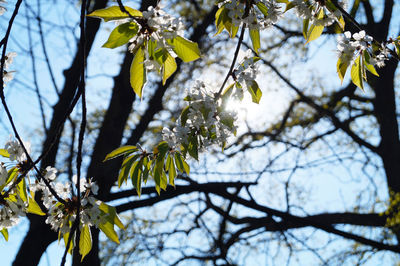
[215,6,229,36]
[302,19,309,39]
[130,158,143,196]
[187,135,199,161]
[169,36,201,62]
[87,6,142,21]
[16,177,27,202]
[363,51,379,77]
[306,10,325,43]
[336,56,349,83]
[256,2,269,17]
[99,203,124,229]
[118,154,140,187]
[102,22,139,49]
[1,228,8,241]
[27,195,46,215]
[351,55,364,90]
[161,170,168,190]
[180,106,190,126]
[395,42,400,57]
[99,219,120,244]
[162,52,177,84]
[130,46,147,98]
[249,29,261,54]
[104,145,138,162]
[79,225,92,262]
[63,229,74,254]
[247,80,262,104]
[0,149,9,158]
[166,154,176,186]
[174,153,190,175]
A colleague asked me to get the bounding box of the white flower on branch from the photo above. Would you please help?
[5,138,30,162]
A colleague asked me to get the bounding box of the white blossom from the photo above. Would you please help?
[0,163,7,187]
[5,138,30,162]
[0,0,6,16]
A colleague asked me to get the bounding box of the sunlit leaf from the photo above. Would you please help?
[0,149,9,158]
[351,55,364,90]
[102,22,139,49]
[1,228,8,241]
[87,6,142,21]
[337,56,349,83]
[130,46,146,98]
[79,225,92,262]
[99,220,120,244]
[250,29,261,54]
[27,195,46,215]
[306,9,325,43]
[104,145,138,162]
[256,2,269,17]
[247,80,262,104]
[168,36,201,62]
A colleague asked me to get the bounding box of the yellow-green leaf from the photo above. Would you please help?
[99,220,120,244]
[363,51,379,77]
[351,55,364,90]
[27,195,46,215]
[102,22,139,49]
[0,149,9,158]
[247,80,262,104]
[337,56,349,83]
[162,51,177,84]
[215,6,230,36]
[130,46,146,98]
[306,9,324,43]
[250,29,261,54]
[99,203,125,229]
[79,225,92,261]
[169,36,201,62]
[87,6,142,21]
[256,2,269,17]
[104,145,138,162]
[1,228,8,241]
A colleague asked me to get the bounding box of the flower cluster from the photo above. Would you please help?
[127,6,185,72]
[219,0,283,29]
[31,172,102,232]
[2,52,16,85]
[163,81,237,151]
[233,51,259,91]
[0,193,26,231]
[5,136,29,162]
[292,0,345,27]
[337,30,389,67]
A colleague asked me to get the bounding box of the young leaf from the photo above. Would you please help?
[306,9,324,43]
[87,6,142,21]
[174,153,190,174]
[1,228,8,241]
[336,56,349,83]
[215,6,230,36]
[256,2,269,17]
[250,29,261,54]
[79,225,92,262]
[99,203,124,229]
[363,51,379,77]
[160,50,177,84]
[99,220,120,244]
[104,145,138,162]
[102,22,139,49]
[27,195,46,215]
[0,149,9,158]
[351,55,364,90]
[130,158,143,196]
[180,106,190,126]
[169,36,201,62]
[130,46,146,98]
[187,135,199,161]
[247,80,262,104]
[166,154,176,186]
[118,154,140,187]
